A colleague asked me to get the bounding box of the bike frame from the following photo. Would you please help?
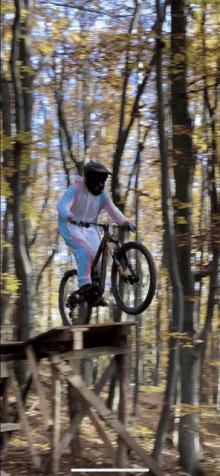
[69,222,125,302]
[92,225,124,294]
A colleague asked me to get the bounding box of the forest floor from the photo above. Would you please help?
[1,360,220,476]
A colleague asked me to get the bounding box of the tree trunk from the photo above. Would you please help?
[0,209,10,327]
[154,283,162,387]
[171,1,205,474]
[9,0,35,382]
[1,46,12,327]
[151,0,184,463]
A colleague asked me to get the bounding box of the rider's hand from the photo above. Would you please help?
[68,217,90,228]
[123,221,136,232]
[78,221,90,228]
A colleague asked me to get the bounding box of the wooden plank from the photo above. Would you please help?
[0,423,21,433]
[0,470,10,476]
[50,364,61,475]
[1,346,128,363]
[52,346,128,362]
[0,324,136,363]
[88,408,116,464]
[0,323,135,346]
[8,366,41,469]
[30,323,134,345]
[53,356,164,476]
[25,345,52,431]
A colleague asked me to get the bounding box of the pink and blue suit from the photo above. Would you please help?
[57,176,127,287]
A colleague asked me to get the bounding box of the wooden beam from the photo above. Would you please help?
[8,366,41,469]
[0,423,21,433]
[52,346,128,362]
[1,345,129,363]
[88,408,116,464]
[25,345,52,431]
[50,364,61,475]
[53,355,164,476]
[0,323,136,363]
[57,357,117,455]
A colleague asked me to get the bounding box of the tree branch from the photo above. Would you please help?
[40,1,131,18]
[194,262,215,281]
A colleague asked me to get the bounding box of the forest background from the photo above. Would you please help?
[1,0,220,475]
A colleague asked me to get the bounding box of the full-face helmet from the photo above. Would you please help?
[83,161,112,196]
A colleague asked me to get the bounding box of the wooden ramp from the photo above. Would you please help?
[0,323,164,476]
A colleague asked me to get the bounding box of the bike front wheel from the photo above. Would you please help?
[111,241,156,315]
[59,270,92,326]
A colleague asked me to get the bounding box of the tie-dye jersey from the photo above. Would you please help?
[57,176,127,287]
[57,175,127,224]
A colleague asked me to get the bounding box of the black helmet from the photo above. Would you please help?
[84,161,112,196]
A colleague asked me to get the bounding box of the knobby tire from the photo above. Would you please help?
[59,269,92,326]
[111,241,156,315]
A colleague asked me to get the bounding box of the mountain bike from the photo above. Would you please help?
[59,222,156,326]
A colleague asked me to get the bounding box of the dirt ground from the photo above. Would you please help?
[1,361,220,476]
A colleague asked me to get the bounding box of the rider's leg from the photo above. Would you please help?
[58,217,101,288]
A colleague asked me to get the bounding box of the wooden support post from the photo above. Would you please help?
[88,408,116,464]
[50,364,61,475]
[116,352,128,471]
[68,358,81,456]
[25,345,51,431]
[8,366,41,470]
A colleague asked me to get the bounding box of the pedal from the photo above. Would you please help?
[96,296,109,307]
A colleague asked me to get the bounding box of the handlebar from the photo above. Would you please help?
[68,219,136,232]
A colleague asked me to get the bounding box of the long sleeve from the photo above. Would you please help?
[57,185,77,220]
[103,193,127,225]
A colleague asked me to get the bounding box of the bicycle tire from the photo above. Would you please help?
[59,269,92,326]
[111,241,156,315]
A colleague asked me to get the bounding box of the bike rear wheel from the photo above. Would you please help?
[59,270,92,326]
[111,241,156,315]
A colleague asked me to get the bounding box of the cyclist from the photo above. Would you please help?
[57,161,135,306]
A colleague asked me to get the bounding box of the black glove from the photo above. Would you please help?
[78,221,90,228]
[122,222,136,232]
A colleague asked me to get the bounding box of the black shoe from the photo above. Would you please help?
[96,296,109,307]
[80,283,99,301]
[67,283,99,307]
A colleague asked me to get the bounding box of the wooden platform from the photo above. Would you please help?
[0,323,164,476]
[0,322,135,362]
